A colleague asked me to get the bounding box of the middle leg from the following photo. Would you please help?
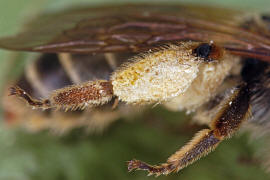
[128,83,251,176]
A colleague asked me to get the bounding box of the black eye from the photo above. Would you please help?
[194,43,212,59]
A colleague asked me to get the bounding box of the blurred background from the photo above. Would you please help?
[0,0,270,180]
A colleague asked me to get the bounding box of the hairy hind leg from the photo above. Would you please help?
[128,83,251,176]
[9,80,113,111]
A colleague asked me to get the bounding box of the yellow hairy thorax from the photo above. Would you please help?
[111,42,239,109]
[164,53,238,112]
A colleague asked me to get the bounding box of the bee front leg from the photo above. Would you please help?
[9,80,113,111]
[128,83,251,176]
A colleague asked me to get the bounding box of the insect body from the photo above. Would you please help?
[1,3,270,176]
[4,52,136,133]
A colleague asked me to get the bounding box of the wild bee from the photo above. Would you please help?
[1,3,270,176]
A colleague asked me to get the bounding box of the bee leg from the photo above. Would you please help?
[128,83,251,176]
[9,80,113,111]
[111,98,119,110]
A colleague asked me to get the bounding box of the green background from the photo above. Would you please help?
[0,0,270,180]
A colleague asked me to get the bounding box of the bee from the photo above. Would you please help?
[1,3,270,176]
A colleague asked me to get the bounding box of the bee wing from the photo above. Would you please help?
[0,4,270,61]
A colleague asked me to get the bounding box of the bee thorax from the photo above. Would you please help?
[165,54,239,111]
[111,43,201,104]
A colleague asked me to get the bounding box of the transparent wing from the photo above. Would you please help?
[0,4,270,61]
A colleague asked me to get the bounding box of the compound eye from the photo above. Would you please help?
[193,43,223,62]
[194,43,212,59]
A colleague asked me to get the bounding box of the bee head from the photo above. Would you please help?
[193,42,224,62]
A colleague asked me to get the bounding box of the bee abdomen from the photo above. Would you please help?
[17,52,132,99]
[18,53,72,98]
[241,58,270,125]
